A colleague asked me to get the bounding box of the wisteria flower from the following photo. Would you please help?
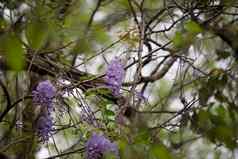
[105,58,125,96]
[32,80,56,111]
[86,133,119,159]
[36,114,54,142]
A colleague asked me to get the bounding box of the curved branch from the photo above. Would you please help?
[0,96,31,122]
[0,79,11,108]
[124,56,177,86]
[42,147,85,159]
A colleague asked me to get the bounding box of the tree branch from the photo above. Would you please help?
[42,147,85,159]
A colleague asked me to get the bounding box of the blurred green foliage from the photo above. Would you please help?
[0,0,238,159]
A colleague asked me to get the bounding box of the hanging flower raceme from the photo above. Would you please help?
[36,114,54,142]
[105,58,125,96]
[32,80,56,142]
[32,80,56,112]
[86,133,119,159]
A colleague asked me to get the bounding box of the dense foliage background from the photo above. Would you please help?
[0,0,238,158]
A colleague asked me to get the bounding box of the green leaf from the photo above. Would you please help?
[92,24,110,44]
[134,128,150,144]
[191,109,212,134]
[26,20,49,50]
[172,31,184,48]
[185,20,202,35]
[85,87,112,97]
[2,33,25,71]
[157,79,171,98]
[173,21,202,49]
[104,109,115,117]
[117,0,130,9]
[198,109,210,126]
[149,144,173,159]
[198,86,212,105]
[104,152,117,159]
[74,39,92,55]
[210,126,237,149]
[144,0,161,9]
[120,140,149,159]
[118,139,127,152]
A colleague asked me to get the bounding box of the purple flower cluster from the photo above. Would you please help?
[32,80,56,112]
[105,58,125,96]
[36,114,54,142]
[86,133,119,159]
[32,80,56,142]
